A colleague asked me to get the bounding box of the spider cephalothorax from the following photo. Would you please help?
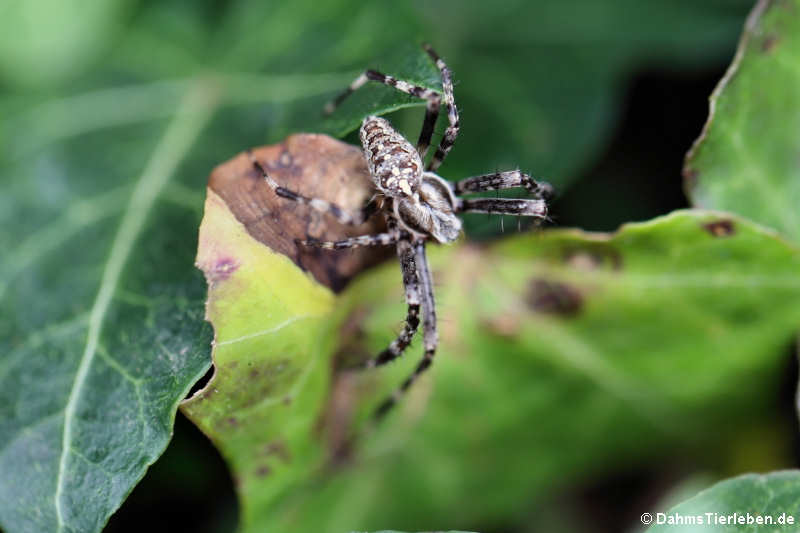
[249,44,552,419]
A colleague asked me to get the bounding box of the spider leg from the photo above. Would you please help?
[322,44,462,162]
[423,44,459,172]
[363,237,421,369]
[457,198,548,220]
[298,233,396,250]
[323,68,442,158]
[248,150,378,226]
[452,170,554,200]
[374,240,437,419]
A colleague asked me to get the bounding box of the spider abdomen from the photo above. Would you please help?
[360,115,423,197]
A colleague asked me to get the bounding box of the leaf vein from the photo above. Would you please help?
[52,81,217,531]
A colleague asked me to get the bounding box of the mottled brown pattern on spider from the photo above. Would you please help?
[207,134,391,292]
[359,116,423,197]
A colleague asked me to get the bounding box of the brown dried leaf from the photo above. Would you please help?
[208,133,390,291]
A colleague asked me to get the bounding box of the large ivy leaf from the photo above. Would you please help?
[685,0,800,243]
[0,85,217,533]
[646,471,800,532]
[184,154,800,533]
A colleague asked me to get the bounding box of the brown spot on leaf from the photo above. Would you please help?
[331,306,373,369]
[238,358,298,409]
[255,465,271,477]
[319,371,358,465]
[313,307,375,465]
[526,279,583,316]
[261,440,292,463]
[206,134,392,292]
[761,34,779,52]
[703,219,736,237]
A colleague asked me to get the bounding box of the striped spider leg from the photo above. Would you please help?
[325,44,459,169]
[452,169,552,220]
[248,149,380,226]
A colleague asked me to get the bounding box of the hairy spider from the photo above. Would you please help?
[248,44,552,419]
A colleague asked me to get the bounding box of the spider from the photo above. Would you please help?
[248,44,552,419]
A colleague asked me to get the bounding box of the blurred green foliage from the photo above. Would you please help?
[5,0,796,532]
[686,0,800,243]
[189,208,800,533]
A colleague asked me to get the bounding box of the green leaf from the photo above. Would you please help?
[184,200,800,532]
[685,0,800,243]
[0,84,216,533]
[646,471,800,532]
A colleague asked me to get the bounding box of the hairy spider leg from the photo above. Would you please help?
[363,237,422,369]
[323,44,459,164]
[457,197,548,219]
[421,44,459,172]
[324,69,441,158]
[298,233,397,250]
[374,240,437,419]
[247,150,378,226]
[452,170,554,200]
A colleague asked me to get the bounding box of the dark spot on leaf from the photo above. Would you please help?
[703,219,735,237]
[261,440,292,463]
[761,34,779,53]
[282,396,292,405]
[255,465,271,477]
[526,279,583,316]
[208,256,239,282]
[237,358,298,409]
[226,417,238,427]
[315,308,374,465]
[319,372,358,466]
[331,307,373,369]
